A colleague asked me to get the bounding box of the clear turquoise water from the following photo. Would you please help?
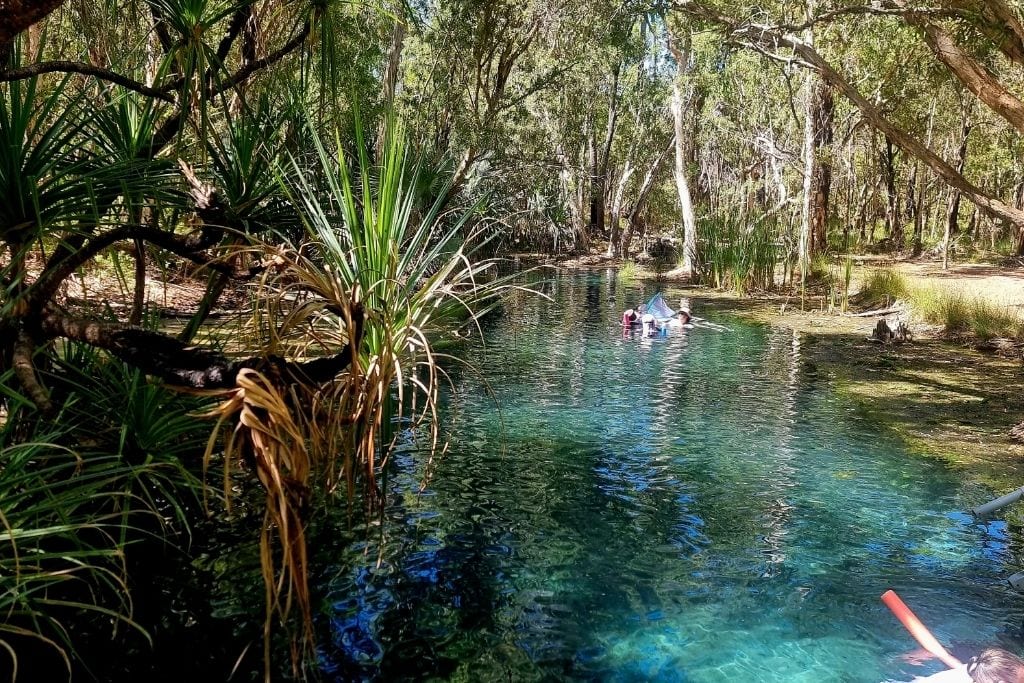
[319,273,1023,682]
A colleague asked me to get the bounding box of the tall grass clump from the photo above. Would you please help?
[857,268,909,307]
[828,254,855,313]
[910,285,1022,339]
[618,260,639,281]
[697,213,780,294]
[968,299,1023,340]
[912,285,971,333]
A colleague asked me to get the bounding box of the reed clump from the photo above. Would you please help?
[697,214,781,294]
[618,260,640,281]
[857,268,910,308]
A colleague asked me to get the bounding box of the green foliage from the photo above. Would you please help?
[0,344,209,677]
[911,286,1022,339]
[618,260,639,281]
[968,299,1023,340]
[195,112,532,669]
[281,112,517,451]
[0,73,97,243]
[858,268,909,307]
[912,285,970,333]
[206,95,299,238]
[696,213,781,294]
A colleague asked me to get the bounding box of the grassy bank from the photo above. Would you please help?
[859,268,1024,340]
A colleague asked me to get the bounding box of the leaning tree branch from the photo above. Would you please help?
[896,1,1024,136]
[28,223,263,314]
[210,21,310,96]
[941,0,1024,67]
[39,304,365,391]
[146,18,308,157]
[216,6,253,64]
[34,157,235,310]
[157,19,310,96]
[763,3,959,32]
[672,0,1024,231]
[0,61,175,101]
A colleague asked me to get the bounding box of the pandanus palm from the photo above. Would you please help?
[280,114,515,495]
[0,342,209,680]
[200,115,523,672]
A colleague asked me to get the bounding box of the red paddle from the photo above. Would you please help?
[882,589,962,670]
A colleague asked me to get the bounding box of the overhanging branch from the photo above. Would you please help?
[211,21,310,96]
[39,304,365,391]
[672,0,1024,230]
[0,61,175,101]
[28,223,259,314]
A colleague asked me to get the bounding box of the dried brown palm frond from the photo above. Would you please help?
[202,367,315,678]
[199,284,365,679]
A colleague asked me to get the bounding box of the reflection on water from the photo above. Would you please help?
[317,273,1023,682]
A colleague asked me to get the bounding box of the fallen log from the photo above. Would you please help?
[847,306,903,317]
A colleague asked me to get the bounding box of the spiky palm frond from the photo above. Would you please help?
[189,112,529,677]
[0,347,212,679]
[0,434,207,674]
[0,74,101,243]
[279,112,518,484]
[206,94,299,237]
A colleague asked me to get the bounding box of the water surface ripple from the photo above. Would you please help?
[319,273,1023,682]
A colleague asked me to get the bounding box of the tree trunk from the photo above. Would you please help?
[905,164,917,222]
[910,102,936,256]
[903,5,1024,135]
[666,27,698,275]
[621,136,673,257]
[607,160,635,257]
[808,81,834,257]
[855,181,869,243]
[882,136,899,240]
[375,17,406,161]
[588,67,619,246]
[799,67,815,277]
[912,167,927,256]
[943,107,973,268]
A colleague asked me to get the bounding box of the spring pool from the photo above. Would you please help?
[318,273,1023,682]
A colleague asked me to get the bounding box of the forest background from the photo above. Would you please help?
[3,0,1024,680]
